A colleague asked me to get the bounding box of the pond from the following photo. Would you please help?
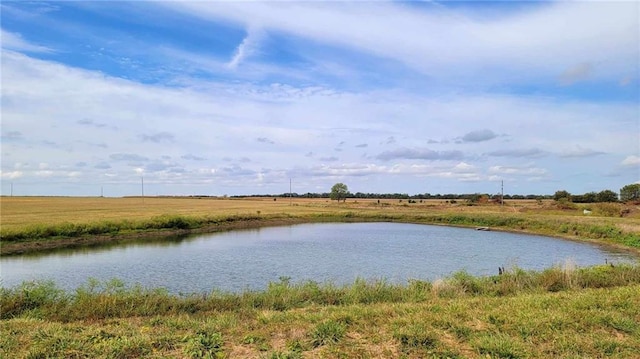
[1,222,637,294]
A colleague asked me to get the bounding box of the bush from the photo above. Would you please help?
[0,280,67,319]
[553,190,571,201]
[593,203,621,217]
[555,198,576,210]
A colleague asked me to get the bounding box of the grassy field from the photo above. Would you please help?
[1,196,640,358]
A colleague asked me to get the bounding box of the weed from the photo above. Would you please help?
[451,271,484,295]
[310,320,346,347]
[599,315,638,334]
[184,331,224,359]
[394,325,438,349]
[108,337,152,359]
[264,351,302,359]
[474,333,523,359]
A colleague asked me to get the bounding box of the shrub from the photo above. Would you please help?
[555,198,576,210]
[593,203,621,217]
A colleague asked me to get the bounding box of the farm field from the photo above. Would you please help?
[0,196,555,230]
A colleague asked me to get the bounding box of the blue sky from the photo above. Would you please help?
[1,1,639,197]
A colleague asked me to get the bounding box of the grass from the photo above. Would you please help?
[0,265,631,321]
[1,265,640,358]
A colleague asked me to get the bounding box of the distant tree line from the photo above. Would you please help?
[553,184,640,203]
[230,182,639,203]
[236,192,553,200]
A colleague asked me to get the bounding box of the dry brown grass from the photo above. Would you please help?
[1,195,638,229]
[0,196,335,232]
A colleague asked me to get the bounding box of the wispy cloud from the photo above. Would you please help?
[488,165,548,176]
[77,119,113,129]
[256,137,275,144]
[1,29,54,53]
[487,148,547,158]
[110,153,149,162]
[1,131,24,141]
[376,148,464,161]
[168,1,638,85]
[228,27,264,69]
[181,154,206,161]
[559,146,605,158]
[140,132,175,143]
[559,63,593,85]
[319,156,339,162]
[459,129,498,143]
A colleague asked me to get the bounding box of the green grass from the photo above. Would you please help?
[0,213,269,242]
[2,266,640,358]
[3,264,640,321]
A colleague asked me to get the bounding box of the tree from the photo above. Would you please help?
[596,189,618,203]
[330,183,348,202]
[620,183,640,202]
[553,190,571,201]
[572,192,596,203]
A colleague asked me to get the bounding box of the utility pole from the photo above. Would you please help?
[10,182,13,197]
[101,186,104,197]
[289,178,292,206]
[501,180,504,207]
[141,176,145,203]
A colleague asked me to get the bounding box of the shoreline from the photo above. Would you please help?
[3,214,639,257]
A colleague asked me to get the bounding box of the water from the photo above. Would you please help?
[1,222,636,293]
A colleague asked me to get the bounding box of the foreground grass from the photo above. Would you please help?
[2,264,640,358]
[2,197,639,255]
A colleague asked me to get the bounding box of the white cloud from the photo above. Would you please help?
[452,162,476,173]
[488,166,548,176]
[1,29,53,53]
[1,37,637,195]
[0,171,24,179]
[621,155,640,167]
[559,146,605,158]
[166,1,639,84]
[35,170,54,177]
